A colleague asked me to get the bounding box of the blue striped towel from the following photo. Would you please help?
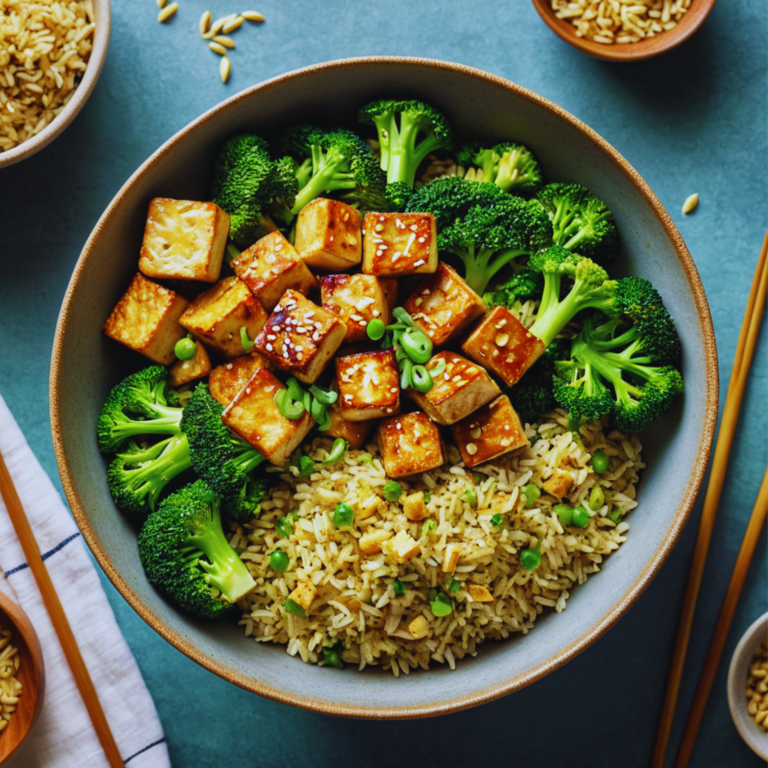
[0,397,170,768]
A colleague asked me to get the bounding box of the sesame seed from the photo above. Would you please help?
[415,298,423,306]
[266,343,273,352]
[410,224,418,231]
[470,426,482,439]
[496,333,509,347]
[372,310,380,317]
[418,237,425,243]
[466,443,478,456]
[226,363,233,370]
[413,259,425,267]
[375,223,384,231]
[379,216,385,222]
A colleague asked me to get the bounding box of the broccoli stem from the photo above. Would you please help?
[110,413,183,445]
[454,244,528,295]
[122,436,192,512]
[291,146,358,213]
[184,502,254,603]
[229,440,268,474]
[381,112,441,188]
[529,276,600,347]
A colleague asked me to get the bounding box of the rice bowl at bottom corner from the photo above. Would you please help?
[229,408,643,677]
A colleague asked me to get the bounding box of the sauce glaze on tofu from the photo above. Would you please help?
[378,411,445,478]
[335,349,400,422]
[294,198,362,272]
[362,212,438,276]
[320,273,391,344]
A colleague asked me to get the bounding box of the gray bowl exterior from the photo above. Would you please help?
[728,612,768,760]
[51,58,718,718]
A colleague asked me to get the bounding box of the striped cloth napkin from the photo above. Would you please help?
[0,396,171,768]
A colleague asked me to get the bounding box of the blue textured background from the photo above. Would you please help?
[0,1,766,766]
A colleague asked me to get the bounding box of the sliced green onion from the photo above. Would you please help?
[608,507,623,524]
[392,307,414,327]
[316,409,332,432]
[302,390,312,414]
[400,358,414,390]
[284,598,305,617]
[410,364,433,393]
[490,513,503,528]
[428,588,438,602]
[359,454,375,466]
[401,329,432,364]
[430,592,452,617]
[286,378,304,402]
[275,516,292,539]
[423,491,432,503]
[366,318,386,341]
[275,388,304,420]
[446,576,461,594]
[240,326,255,351]
[463,486,478,508]
[429,359,446,380]
[521,484,541,508]
[322,438,348,465]
[422,519,437,534]
[226,242,241,264]
[269,550,289,571]
[473,472,484,485]
[383,480,403,502]
[333,502,354,528]
[310,397,328,424]
[322,647,343,668]
[297,455,315,476]
[309,385,337,405]
[393,578,406,596]
[174,336,196,361]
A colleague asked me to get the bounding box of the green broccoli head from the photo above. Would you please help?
[222,475,275,523]
[457,141,543,195]
[385,181,414,212]
[138,481,256,619]
[97,366,183,453]
[209,134,297,245]
[483,269,544,308]
[357,99,455,190]
[277,124,386,214]
[534,183,618,263]
[509,337,569,419]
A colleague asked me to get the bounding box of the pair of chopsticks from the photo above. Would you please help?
[0,452,125,768]
[652,229,768,768]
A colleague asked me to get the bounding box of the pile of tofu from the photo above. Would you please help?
[104,195,548,475]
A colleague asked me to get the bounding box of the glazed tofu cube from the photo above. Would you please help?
[451,395,529,468]
[324,387,375,449]
[180,276,267,360]
[383,530,421,564]
[408,615,430,639]
[138,198,229,283]
[335,350,400,422]
[461,306,546,387]
[362,212,438,276]
[294,198,362,271]
[254,290,347,384]
[208,351,273,407]
[222,368,315,466]
[357,494,385,522]
[468,585,493,603]
[230,231,316,312]
[288,582,317,613]
[407,351,501,426]
[378,412,445,478]
[442,543,463,573]
[402,491,428,521]
[168,341,211,387]
[359,529,393,555]
[103,273,189,365]
[403,263,486,347]
[543,469,574,499]
[320,274,391,344]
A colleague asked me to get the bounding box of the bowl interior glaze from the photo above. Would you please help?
[50,58,717,718]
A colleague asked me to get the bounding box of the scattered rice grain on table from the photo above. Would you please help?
[0,0,95,153]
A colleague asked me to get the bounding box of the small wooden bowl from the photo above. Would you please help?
[530,0,717,62]
[0,592,45,766]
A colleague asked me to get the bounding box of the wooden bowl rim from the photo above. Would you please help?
[49,56,719,719]
[529,0,718,62]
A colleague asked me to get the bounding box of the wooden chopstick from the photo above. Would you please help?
[0,451,125,768]
[673,464,768,768]
[651,229,768,768]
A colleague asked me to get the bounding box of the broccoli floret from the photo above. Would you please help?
[222,475,275,524]
[509,337,570,419]
[97,366,183,453]
[553,311,683,432]
[357,99,455,192]
[439,197,552,294]
[385,181,414,212]
[527,245,618,348]
[138,481,256,619]
[107,435,192,522]
[534,183,618,263]
[277,124,386,215]
[180,384,267,499]
[457,141,543,195]
[483,269,544,308]
[209,134,298,245]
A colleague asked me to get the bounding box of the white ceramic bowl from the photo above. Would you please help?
[0,0,111,169]
[728,612,768,760]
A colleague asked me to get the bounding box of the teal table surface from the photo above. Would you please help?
[1,1,766,766]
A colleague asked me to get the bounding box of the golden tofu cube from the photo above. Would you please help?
[408,615,430,639]
[168,341,211,387]
[294,198,362,272]
[357,494,385,522]
[230,231,316,312]
[468,585,493,603]
[335,349,400,422]
[378,412,445,478]
[543,469,574,499]
[179,276,267,360]
[138,198,229,283]
[362,212,438,276]
[208,351,273,407]
[320,274,391,344]
[359,528,393,555]
[442,543,463,573]
[402,491,427,521]
[407,351,501,426]
[404,263,486,347]
[383,530,421,564]
[221,368,315,466]
[254,290,347,384]
[451,395,529,468]
[461,306,546,387]
[324,386,375,449]
[288,581,317,613]
[103,273,190,365]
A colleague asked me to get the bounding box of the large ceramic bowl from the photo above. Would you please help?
[50,57,718,718]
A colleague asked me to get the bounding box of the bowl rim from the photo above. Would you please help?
[727,611,768,760]
[529,0,718,63]
[49,55,719,719]
[0,0,112,170]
